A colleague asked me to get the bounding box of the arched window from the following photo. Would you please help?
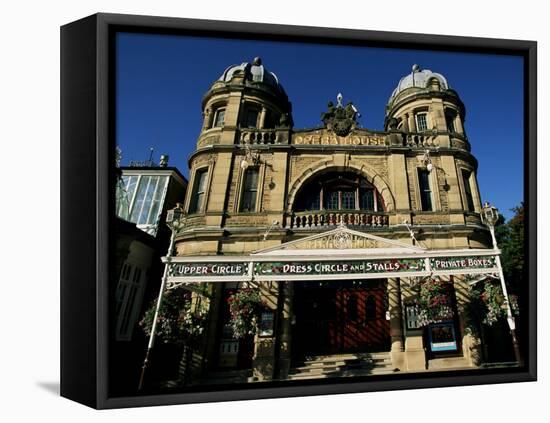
[294,172,384,212]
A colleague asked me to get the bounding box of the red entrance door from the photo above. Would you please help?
[329,285,390,352]
[293,280,390,357]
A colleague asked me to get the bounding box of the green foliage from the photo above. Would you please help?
[227,288,264,339]
[463,204,524,336]
[463,281,519,335]
[499,204,525,293]
[139,287,208,345]
[417,279,454,326]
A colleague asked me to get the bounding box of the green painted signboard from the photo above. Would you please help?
[166,255,498,281]
[168,262,249,277]
[255,258,426,276]
[430,256,497,271]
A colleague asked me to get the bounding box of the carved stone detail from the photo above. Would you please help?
[320,95,360,137]
[197,135,221,147]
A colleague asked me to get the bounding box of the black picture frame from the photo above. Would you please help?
[60,12,537,409]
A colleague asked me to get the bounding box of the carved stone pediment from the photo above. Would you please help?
[253,223,425,255]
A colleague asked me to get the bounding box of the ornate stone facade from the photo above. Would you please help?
[175,60,491,383]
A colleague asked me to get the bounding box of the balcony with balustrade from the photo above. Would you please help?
[291,171,390,230]
[290,210,389,229]
[238,128,289,145]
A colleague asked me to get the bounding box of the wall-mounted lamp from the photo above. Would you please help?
[240,140,259,170]
[421,149,450,190]
[422,149,434,173]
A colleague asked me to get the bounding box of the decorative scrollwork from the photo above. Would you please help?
[320,93,360,137]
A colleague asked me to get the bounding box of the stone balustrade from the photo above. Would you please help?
[291,210,389,228]
[405,132,440,148]
[239,129,285,145]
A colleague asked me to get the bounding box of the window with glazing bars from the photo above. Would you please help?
[189,169,208,213]
[124,175,168,226]
[115,262,144,340]
[359,189,375,211]
[416,113,428,131]
[418,169,433,211]
[341,191,355,209]
[462,170,475,211]
[240,168,259,212]
[213,108,225,127]
[324,190,339,210]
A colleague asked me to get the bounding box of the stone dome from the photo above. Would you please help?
[218,57,285,93]
[388,64,449,104]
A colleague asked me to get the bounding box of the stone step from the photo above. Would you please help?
[290,361,393,374]
[303,352,391,362]
[289,352,394,379]
[302,357,392,367]
[288,368,398,380]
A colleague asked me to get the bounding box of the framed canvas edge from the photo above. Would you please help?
[60,13,100,409]
[75,12,537,409]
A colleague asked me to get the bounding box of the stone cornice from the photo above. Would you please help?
[187,141,479,168]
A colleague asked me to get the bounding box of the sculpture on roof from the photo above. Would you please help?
[321,93,360,136]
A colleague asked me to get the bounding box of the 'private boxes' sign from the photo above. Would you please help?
[430,256,497,271]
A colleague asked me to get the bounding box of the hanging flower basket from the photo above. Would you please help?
[227,288,264,339]
[140,287,208,345]
[417,278,455,326]
[478,281,519,326]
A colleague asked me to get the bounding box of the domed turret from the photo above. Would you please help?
[385,64,465,142]
[218,57,285,94]
[388,64,449,105]
[200,57,293,135]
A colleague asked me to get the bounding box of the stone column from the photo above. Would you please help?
[277,282,293,380]
[439,154,465,225]
[388,278,405,370]
[202,108,212,130]
[453,276,481,367]
[455,115,465,135]
[400,278,427,371]
[402,113,410,133]
[408,113,416,133]
[469,172,483,213]
[252,281,278,381]
[387,153,412,226]
[203,283,224,372]
[259,107,267,129]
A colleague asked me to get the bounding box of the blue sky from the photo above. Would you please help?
[116,32,524,220]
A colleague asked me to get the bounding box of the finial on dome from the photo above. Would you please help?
[412,64,420,72]
[252,57,262,65]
